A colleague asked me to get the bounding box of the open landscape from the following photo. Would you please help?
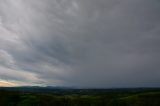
[0,0,160,105]
[0,87,160,106]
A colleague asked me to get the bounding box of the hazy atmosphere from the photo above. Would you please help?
[0,0,160,88]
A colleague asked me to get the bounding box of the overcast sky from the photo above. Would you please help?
[0,0,160,88]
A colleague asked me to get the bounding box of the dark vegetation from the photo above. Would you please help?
[0,87,160,106]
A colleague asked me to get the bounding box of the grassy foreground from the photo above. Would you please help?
[0,87,160,106]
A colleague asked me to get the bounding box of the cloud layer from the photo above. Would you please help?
[0,0,160,87]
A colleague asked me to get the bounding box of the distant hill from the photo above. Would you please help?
[0,87,159,106]
[116,92,160,106]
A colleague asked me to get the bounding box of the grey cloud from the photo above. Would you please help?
[0,0,160,87]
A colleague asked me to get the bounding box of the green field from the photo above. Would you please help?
[0,87,160,106]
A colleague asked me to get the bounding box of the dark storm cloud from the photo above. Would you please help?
[0,0,160,87]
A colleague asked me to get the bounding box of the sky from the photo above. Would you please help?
[0,0,160,88]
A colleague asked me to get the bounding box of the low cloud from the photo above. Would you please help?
[0,0,160,88]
